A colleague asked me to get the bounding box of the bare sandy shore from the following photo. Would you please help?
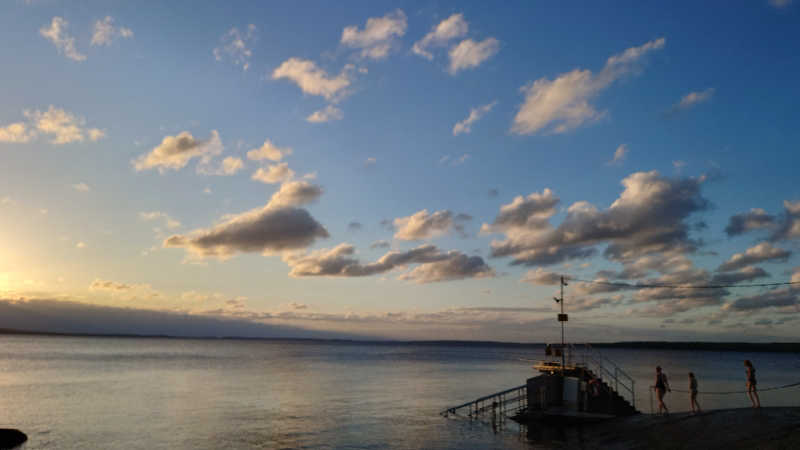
[573,407,800,449]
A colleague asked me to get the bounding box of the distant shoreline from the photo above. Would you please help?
[1,327,799,352]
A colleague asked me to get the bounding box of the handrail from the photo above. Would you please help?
[580,343,636,410]
[439,384,528,418]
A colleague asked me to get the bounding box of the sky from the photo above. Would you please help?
[1,0,799,342]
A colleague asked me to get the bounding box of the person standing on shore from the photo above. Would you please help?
[654,366,670,415]
[744,360,761,408]
[688,372,701,414]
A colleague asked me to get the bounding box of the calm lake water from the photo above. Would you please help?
[1,336,798,449]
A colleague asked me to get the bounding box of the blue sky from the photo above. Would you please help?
[1,0,799,342]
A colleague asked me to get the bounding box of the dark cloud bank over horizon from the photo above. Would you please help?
[0,298,360,340]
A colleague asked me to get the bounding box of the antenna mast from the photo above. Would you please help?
[554,276,569,371]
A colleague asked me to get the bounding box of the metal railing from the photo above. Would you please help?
[579,343,636,410]
[441,384,527,421]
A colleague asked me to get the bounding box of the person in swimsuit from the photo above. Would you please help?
[744,360,761,408]
[654,366,670,415]
[688,372,701,414]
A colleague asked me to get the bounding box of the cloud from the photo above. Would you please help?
[306,105,344,123]
[726,287,798,311]
[198,156,245,176]
[511,38,665,135]
[348,221,363,232]
[340,10,407,60]
[672,88,715,112]
[133,130,222,173]
[20,106,104,144]
[439,154,471,166]
[284,243,494,283]
[0,123,34,143]
[393,209,456,241]
[219,156,244,175]
[164,203,329,260]
[769,0,793,9]
[213,24,256,70]
[772,200,800,241]
[0,298,353,339]
[608,144,628,165]
[139,211,181,229]
[725,208,775,236]
[488,188,499,198]
[483,170,708,266]
[717,242,791,272]
[266,180,323,208]
[481,188,558,232]
[40,17,86,61]
[91,16,134,47]
[448,37,499,74]
[726,201,800,241]
[710,266,770,285]
[452,101,496,135]
[521,268,563,285]
[399,252,495,283]
[370,240,390,249]
[76,241,86,249]
[246,140,293,161]
[251,162,295,184]
[364,157,377,167]
[90,279,132,291]
[72,182,91,192]
[412,13,469,60]
[272,58,351,101]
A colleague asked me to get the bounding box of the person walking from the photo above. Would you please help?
[688,372,701,414]
[654,366,671,415]
[744,360,761,408]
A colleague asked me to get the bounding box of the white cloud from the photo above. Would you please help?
[266,180,323,209]
[677,88,715,109]
[769,0,793,9]
[91,16,134,47]
[76,241,86,249]
[306,105,344,123]
[0,123,34,143]
[246,140,293,162]
[511,38,665,135]
[21,106,104,144]
[213,24,256,70]
[340,10,407,60]
[284,243,494,283]
[164,203,329,260]
[272,58,351,101]
[139,211,181,229]
[87,128,106,141]
[251,162,295,184]
[717,242,791,272]
[483,170,707,266]
[452,101,496,135]
[198,156,245,176]
[448,37,499,74]
[220,157,244,175]
[393,209,460,241]
[72,182,91,192]
[667,88,715,115]
[608,144,628,165]
[364,157,377,167]
[412,13,469,60]
[133,130,222,173]
[40,17,86,61]
[439,154,471,166]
